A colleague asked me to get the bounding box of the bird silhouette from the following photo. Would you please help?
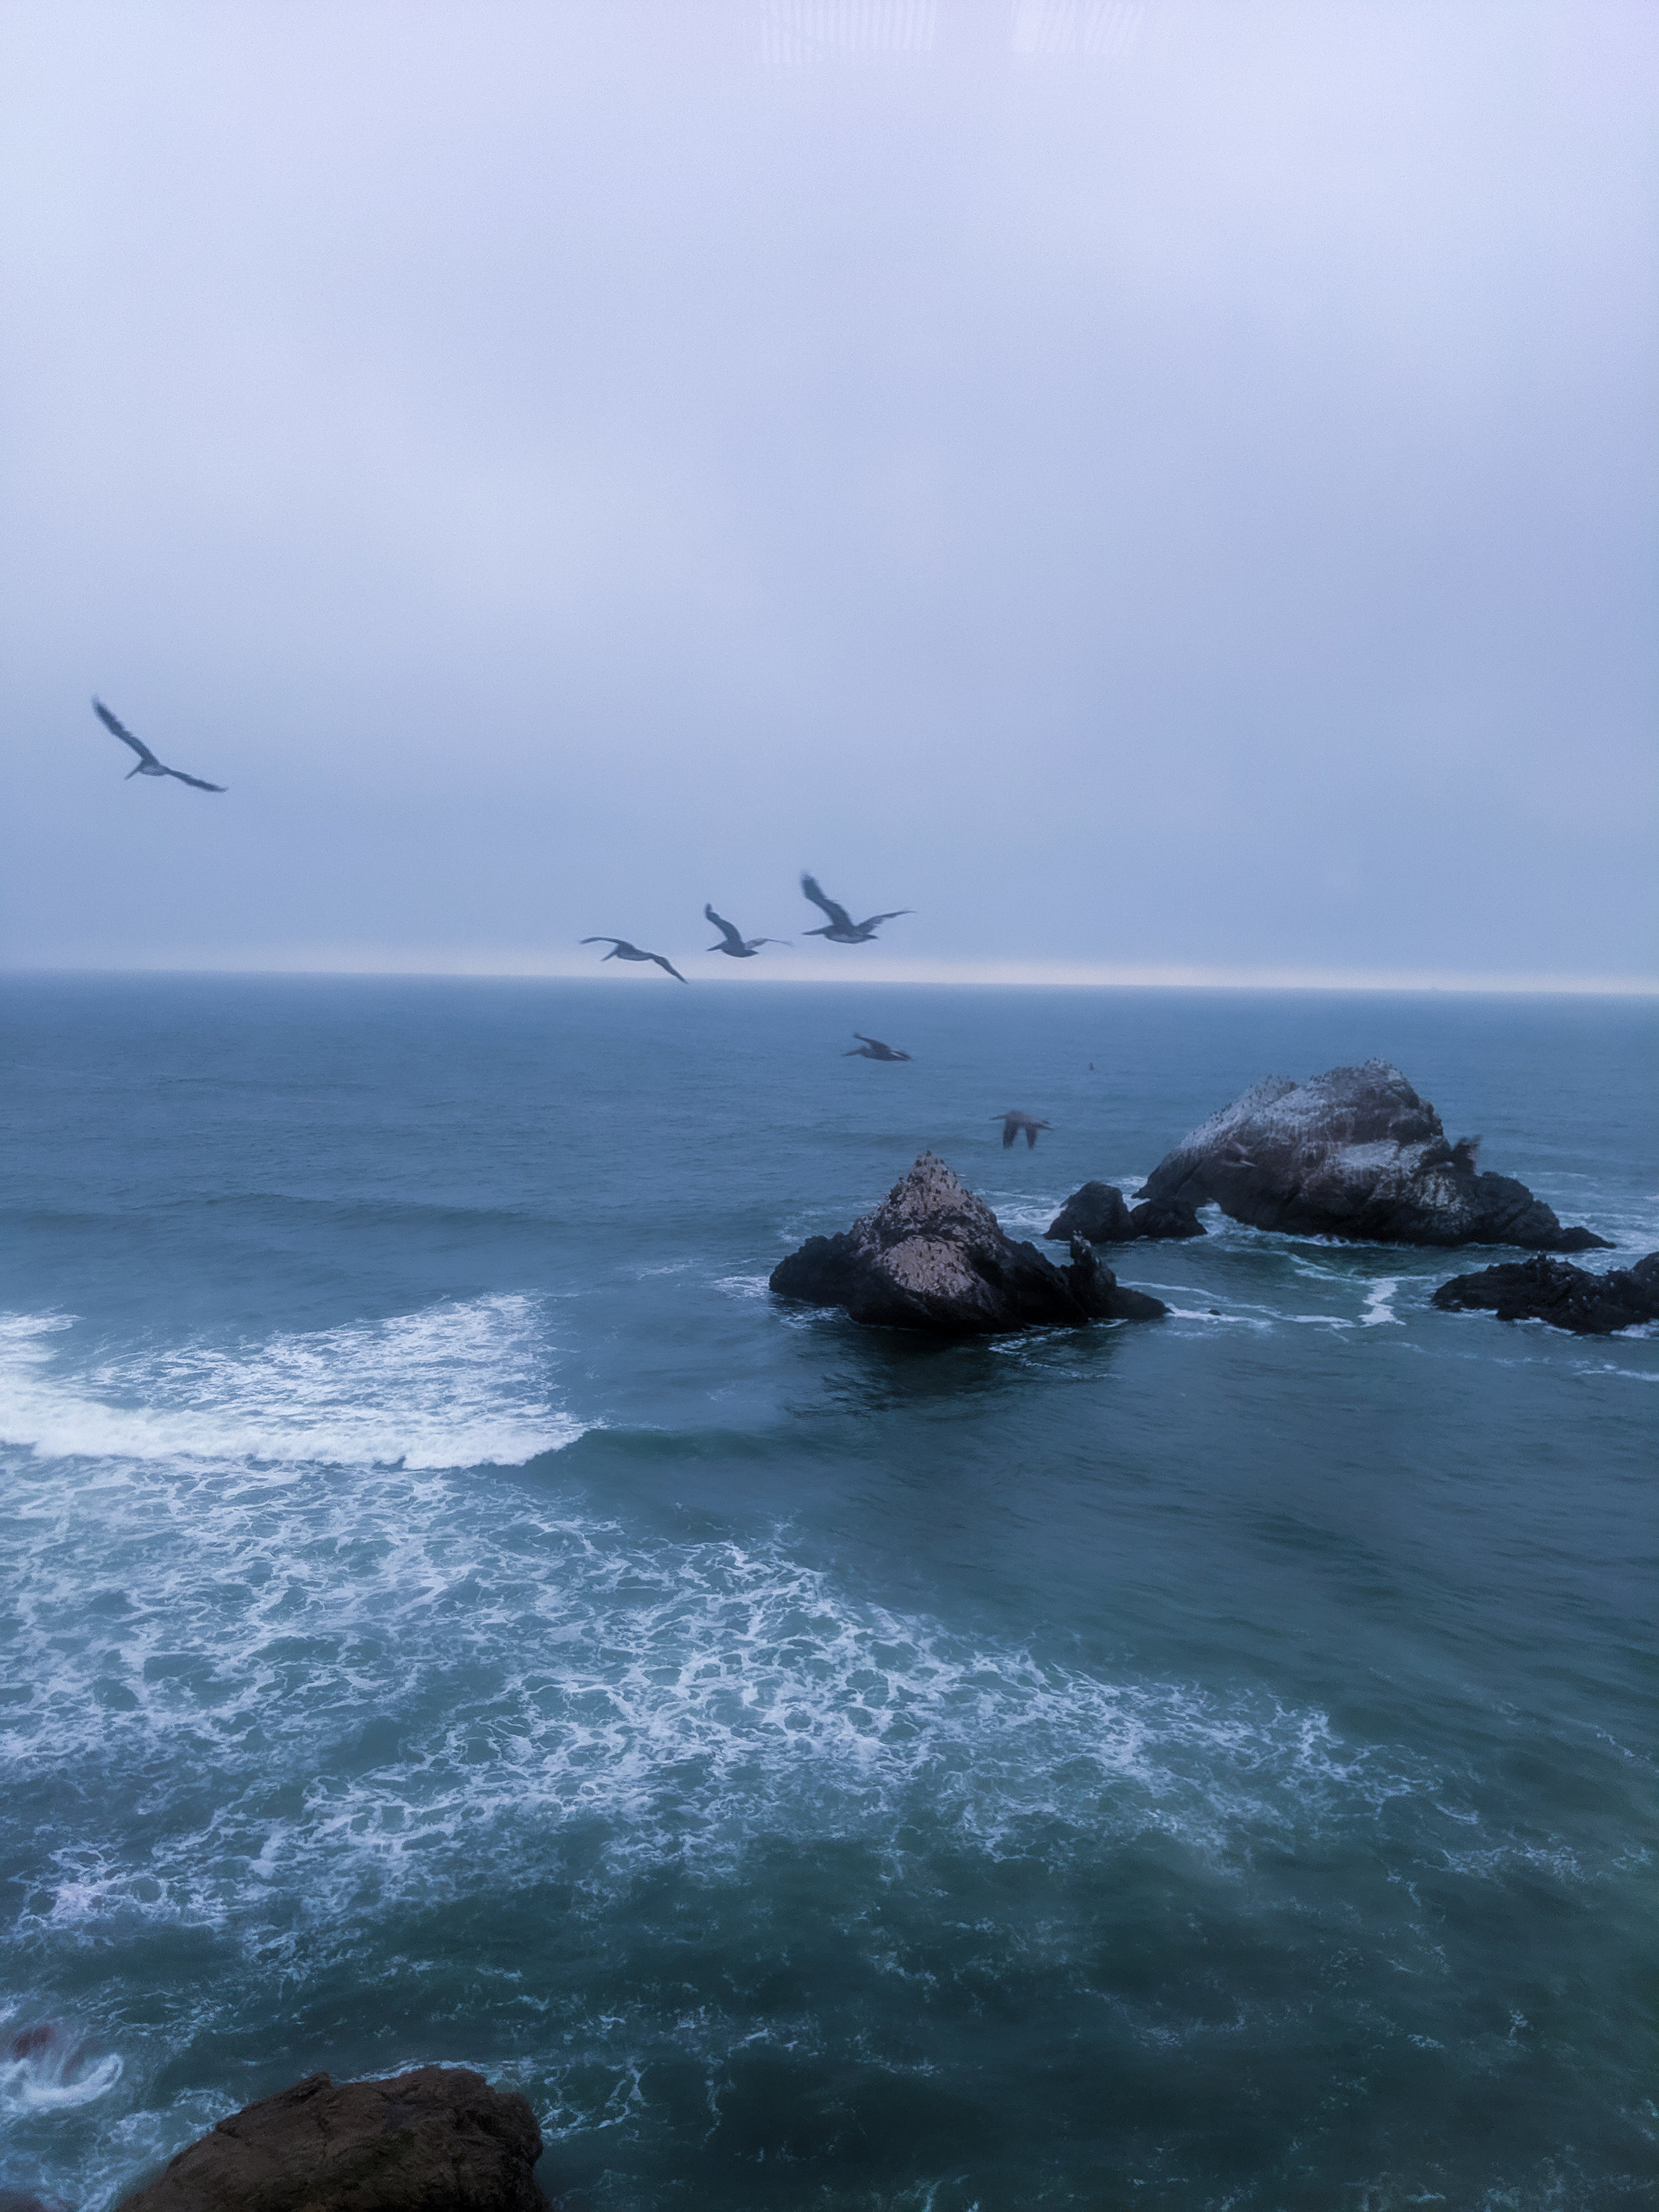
[92,699,225,791]
[580,937,687,982]
[703,905,788,958]
[844,1033,911,1061]
[800,874,912,944]
[994,1111,1051,1149]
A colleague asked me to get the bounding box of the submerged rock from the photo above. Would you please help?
[1045,1182,1206,1244]
[1135,1061,1610,1251]
[770,1151,1167,1335]
[1431,1251,1659,1336]
[113,2066,549,2212]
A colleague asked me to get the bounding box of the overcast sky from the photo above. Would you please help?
[2,0,1654,987]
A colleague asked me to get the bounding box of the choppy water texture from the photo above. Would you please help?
[1,978,1654,2211]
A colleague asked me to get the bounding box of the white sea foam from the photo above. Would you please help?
[1361,1278,1404,1325]
[0,1426,1445,1958]
[0,2019,123,2114]
[0,1297,583,1470]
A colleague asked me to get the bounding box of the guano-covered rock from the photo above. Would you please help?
[1135,1061,1610,1250]
[770,1152,1167,1335]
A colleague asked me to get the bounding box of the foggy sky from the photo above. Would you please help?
[2,0,1654,987]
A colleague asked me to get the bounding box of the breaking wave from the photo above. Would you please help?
[0,1297,583,1471]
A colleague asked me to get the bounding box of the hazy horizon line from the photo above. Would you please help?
[5,958,1656,997]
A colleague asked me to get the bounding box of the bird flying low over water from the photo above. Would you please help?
[704,905,788,958]
[800,875,912,944]
[580,937,688,982]
[92,699,225,790]
[995,1110,1052,1149]
[845,1033,912,1061]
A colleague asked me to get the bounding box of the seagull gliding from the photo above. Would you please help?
[799,874,912,944]
[580,937,688,982]
[92,698,225,791]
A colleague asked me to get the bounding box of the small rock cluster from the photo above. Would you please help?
[1431,1252,1659,1336]
[1044,1181,1204,1244]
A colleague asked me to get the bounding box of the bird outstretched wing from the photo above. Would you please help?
[703,904,743,950]
[651,955,689,983]
[165,767,226,792]
[857,909,913,929]
[92,698,158,766]
[580,936,624,946]
[800,875,854,932]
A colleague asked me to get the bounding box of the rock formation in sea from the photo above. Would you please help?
[113,2066,549,2212]
[1431,1251,1659,1336]
[770,1151,1167,1334]
[1135,1061,1611,1250]
[1045,1181,1206,1244]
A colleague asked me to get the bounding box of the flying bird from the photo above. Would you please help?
[800,874,912,944]
[92,698,225,790]
[704,905,788,958]
[844,1033,911,1061]
[580,937,687,982]
[994,1111,1051,1149]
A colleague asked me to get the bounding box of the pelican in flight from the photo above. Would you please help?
[844,1033,911,1061]
[92,699,225,790]
[800,874,912,944]
[995,1110,1051,1149]
[704,905,788,958]
[580,937,687,982]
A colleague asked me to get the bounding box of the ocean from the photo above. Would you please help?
[1,976,1654,2211]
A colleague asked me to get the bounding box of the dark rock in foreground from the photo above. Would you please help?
[1136,1060,1611,1251]
[1045,1181,1206,1244]
[114,2067,548,2212]
[771,1152,1167,1334]
[1431,1251,1659,1336]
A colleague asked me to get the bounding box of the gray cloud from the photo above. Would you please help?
[1,0,1654,984]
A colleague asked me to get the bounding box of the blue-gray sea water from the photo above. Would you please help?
[1,978,1654,2211]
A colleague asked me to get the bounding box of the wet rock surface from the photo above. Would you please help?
[771,1152,1167,1334]
[1045,1181,1205,1244]
[1431,1251,1659,1336]
[113,2067,549,2212]
[1136,1060,1610,1250]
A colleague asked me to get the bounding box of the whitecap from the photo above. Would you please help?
[0,1295,583,1471]
[0,2021,124,2114]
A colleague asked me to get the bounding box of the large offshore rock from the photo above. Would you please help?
[114,2067,549,2212]
[1431,1251,1659,1336]
[1045,1182,1206,1244]
[1136,1061,1610,1250]
[770,1152,1167,1334]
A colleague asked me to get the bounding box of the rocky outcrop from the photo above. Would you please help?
[1431,1251,1659,1335]
[1045,1182,1206,1244]
[770,1152,1167,1334]
[1136,1061,1610,1250]
[114,2067,548,2212]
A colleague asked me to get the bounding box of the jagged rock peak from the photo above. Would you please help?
[770,1152,1167,1335]
[869,1149,997,1236]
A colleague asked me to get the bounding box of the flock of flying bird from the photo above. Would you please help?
[581,875,911,984]
[89,700,1054,1149]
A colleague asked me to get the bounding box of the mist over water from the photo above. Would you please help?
[1,978,1654,2209]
